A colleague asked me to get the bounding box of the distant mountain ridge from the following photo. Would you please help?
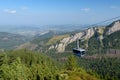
[0,24,87,37]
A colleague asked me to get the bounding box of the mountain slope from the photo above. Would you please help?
[48,20,120,54]
[103,30,120,49]
[7,20,120,80]
[0,32,29,50]
[0,50,99,80]
[17,20,120,55]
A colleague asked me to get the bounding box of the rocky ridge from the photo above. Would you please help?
[49,27,96,52]
[49,20,120,52]
[106,20,120,35]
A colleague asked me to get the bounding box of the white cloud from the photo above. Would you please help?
[21,6,29,10]
[110,6,119,9]
[4,9,17,14]
[110,6,117,9]
[81,8,90,12]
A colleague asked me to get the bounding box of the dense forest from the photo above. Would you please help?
[0,50,99,80]
[77,57,120,80]
[0,49,119,80]
[45,50,120,80]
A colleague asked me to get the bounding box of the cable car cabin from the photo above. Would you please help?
[73,48,85,57]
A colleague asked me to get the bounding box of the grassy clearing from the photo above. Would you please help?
[46,34,69,46]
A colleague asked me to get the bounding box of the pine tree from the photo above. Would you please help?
[66,55,78,71]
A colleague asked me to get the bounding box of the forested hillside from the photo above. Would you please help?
[0,50,98,80]
[0,32,29,50]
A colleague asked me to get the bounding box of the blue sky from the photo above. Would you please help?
[0,0,120,25]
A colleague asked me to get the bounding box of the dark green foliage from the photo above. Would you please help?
[46,50,73,60]
[65,41,76,51]
[87,34,103,55]
[65,55,78,70]
[77,57,120,80]
[0,50,100,80]
[0,50,59,80]
[103,31,120,49]
[89,57,120,80]
[0,57,30,80]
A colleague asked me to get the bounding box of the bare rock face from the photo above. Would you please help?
[84,28,95,40]
[107,20,120,35]
[49,27,96,52]
[57,43,65,52]
[97,27,105,40]
[57,32,84,52]
[48,20,120,52]
[49,45,55,50]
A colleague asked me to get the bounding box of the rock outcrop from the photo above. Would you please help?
[57,32,84,52]
[49,27,96,52]
[107,20,120,35]
[49,20,120,52]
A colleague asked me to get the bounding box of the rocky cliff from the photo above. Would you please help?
[49,20,120,52]
[18,20,120,52]
[49,27,98,52]
[106,20,120,35]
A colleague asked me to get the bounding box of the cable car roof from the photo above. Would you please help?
[73,48,85,51]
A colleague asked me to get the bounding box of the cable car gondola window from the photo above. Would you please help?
[72,39,86,57]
